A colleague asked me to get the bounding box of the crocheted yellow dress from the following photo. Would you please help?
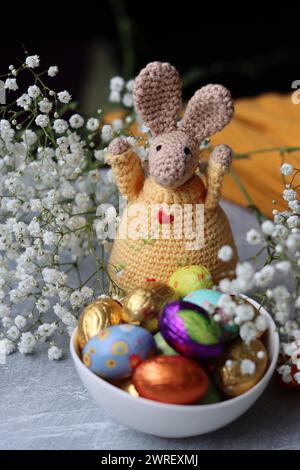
[107,147,238,293]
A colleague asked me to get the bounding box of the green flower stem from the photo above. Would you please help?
[234,146,300,159]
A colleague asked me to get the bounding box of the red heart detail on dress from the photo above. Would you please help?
[158,208,175,224]
[145,278,156,283]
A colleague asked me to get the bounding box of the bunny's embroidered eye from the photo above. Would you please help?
[156,145,162,151]
[184,147,191,156]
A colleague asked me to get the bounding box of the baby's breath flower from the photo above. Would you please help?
[112,118,123,131]
[255,315,268,332]
[254,265,275,287]
[0,338,16,356]
[0,305,11,318]
[283,188,297,202]
[280,163,293,175]
[88,169,101,183]
[239,322,257,343]
[261,220,274,235]
[275,261,291,273]
[69,114,84,129]
[38,98,53,114]
[94,149,106,162]
[87,118,99,132]
[53,119,68,134]
[48,345,63,360]
[14,315,26,330]
[246,228,263,245]
[35,114,49,128]
[57,90,71,104]
[101,124,113,142]
[4,78,18,91]
[110,76,124,92]
[17,93,31,109]
[235,304,255,324]
[22,129,37,146]
[109,90,121,103]
[70,290,84,307]
[122,93,133,108]
[36,298,50,313]
[240,359,256,375]
[218,278,232,293]
[81,286,93,300]
[218,245,233,262]
[6,325,20,341]
[18,332,37,354]
[2,317,14,329]
[25,55,40,68]
[48,65,58,77]
[28,85,41,98]
[271,224,289,241]
[287,215,299,228]
[126,79,134,91]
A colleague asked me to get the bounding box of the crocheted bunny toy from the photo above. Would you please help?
[107,61,238,293]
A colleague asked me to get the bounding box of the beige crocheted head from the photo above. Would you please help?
[134,61,234,188]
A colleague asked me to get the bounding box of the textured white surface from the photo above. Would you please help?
[1,201,300,449]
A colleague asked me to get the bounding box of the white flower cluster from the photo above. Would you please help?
[277,340,300,384]
[0,54,135,361]
[109,76,134,108]
[218,161,300,364]
[214,295,267,343]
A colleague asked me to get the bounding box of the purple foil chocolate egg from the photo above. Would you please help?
[159,301,224,360]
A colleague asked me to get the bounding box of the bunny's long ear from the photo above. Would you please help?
[179,84,234,143]
[133,62,182,136]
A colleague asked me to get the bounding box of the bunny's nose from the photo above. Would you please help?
[150,155,186,188]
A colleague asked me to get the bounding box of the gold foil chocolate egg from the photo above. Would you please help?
[133,355,209,404]
[122,282,177,332]
[116,378,140,397]
[77,298,123,350]
[214,338,268,397]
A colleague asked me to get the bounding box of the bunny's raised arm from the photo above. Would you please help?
[106,137,145,201]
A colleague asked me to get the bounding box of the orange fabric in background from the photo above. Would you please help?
[106,93,300,218]
[211,93,300,217]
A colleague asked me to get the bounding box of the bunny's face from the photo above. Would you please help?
[133,61,234,188]
[148,130,199,188]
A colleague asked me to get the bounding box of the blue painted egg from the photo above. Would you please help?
[184,289,239,341]
[184,289,222,308]
[82,324,156,379]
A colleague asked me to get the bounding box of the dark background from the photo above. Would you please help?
[1,1,299,104]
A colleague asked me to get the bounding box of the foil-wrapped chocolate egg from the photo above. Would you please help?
[154,332,178,355]
[133,355,209,404]
[115,378,140,397]
[159,301,224,360]
[184,289,239,342]
[169,265,213,298]
[122,282,177,332]
[77,298,123,350]
[214,338,268,397]
[82,324,156,380]
[198,381,221,405]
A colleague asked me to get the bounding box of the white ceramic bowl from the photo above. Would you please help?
[70,297,279,438]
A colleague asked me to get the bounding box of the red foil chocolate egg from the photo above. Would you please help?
[133,355,209,404]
